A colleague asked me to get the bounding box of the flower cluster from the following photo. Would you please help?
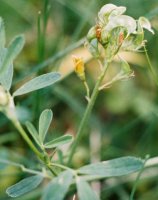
[87,4,154,60]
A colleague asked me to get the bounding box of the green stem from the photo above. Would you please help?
[12,119,44,160]
[129,155,149,200]
[68,61,109,165]
[144,45,158,86]
[38,0,50,62]
[50,163,73,171]
[11,118,57,176]
[83,81,90,100]
[37,11,42,62]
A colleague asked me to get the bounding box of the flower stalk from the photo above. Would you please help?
[68,60,109,165]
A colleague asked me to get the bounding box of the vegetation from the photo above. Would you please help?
[0,1,158,199]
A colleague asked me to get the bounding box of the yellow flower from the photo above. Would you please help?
[72,56,85,81]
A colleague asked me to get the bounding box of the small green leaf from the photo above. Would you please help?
[0,149,9,170]
[44,134,73,149]
[25,121,41,146]
[120,57,132,75]
[0,35,25,75]
[6,175,43,198]
[139,17,154,34]
[42,170,73,200]
[76,177,100,200]
[39,109,53,143]
[0,48,13,91]
[87,26,96,41]
[13,72,61,96]
[0,17,5,50]
[78,156,143,178]
[88,39,100,58]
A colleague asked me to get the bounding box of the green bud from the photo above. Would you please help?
[0,85,8,106]
[87,38,100,58]
[87,26,96,42]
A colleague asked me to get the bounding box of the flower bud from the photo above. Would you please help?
[87,26,96,42]
[72,56,85,81]
[0,85,8,106]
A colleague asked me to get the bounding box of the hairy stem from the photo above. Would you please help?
[68,61,109,165]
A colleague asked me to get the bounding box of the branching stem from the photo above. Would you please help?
[68,61,109,165]
[11,116,57,176]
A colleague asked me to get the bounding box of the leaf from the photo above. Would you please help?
[87,26,96,41]
[76,177,100,200]
[0,149,9,170]
[25,121,41,146]
[139,17,154,34]
[78,156,143,178]
[13,72,61,96]
[88,39,100,58]
[39,109,53,143]
[120,57,132,75]
[6,175,43,198]
[0,17,5,50]
[42,170,73,200]
[44,134,73,149]
[0,35,25,75]
[0,48,13,91]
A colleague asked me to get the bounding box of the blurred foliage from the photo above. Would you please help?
[0,0,158,199]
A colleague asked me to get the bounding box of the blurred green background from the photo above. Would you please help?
[0,0,158,199]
